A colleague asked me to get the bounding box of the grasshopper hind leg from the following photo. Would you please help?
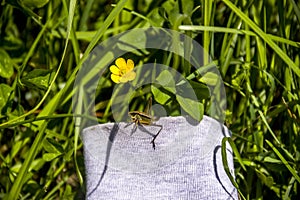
[150,124,163,150]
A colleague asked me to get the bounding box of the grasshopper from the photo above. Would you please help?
[128,97,162,149]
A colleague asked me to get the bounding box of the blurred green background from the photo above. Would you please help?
[0,0,299,199]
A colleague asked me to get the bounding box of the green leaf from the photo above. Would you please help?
[151,84,172,105]
[20,0,49,8]
[28,158,45,171]
[64,149,74,162]
[2,34,23,51]
[42,153,62,162]
[0,48,14,78]
[188,80,210,100]
[117,29,148,56]
[7,104,25,121]
[21,69,53,90]
[0,84,13,111]
[43,138,64,154]
[175,78,204,121]
[263,161,287,172]
[181,0,194,16]
[149,8,165,27]
[5,138,30,164]
[255,169,274,188]
[176,95,203,121]
[155,70,176,93]
[151,70,177,105]
[62,185,74,200]
[199,72,219,86]
[264,156,282,163]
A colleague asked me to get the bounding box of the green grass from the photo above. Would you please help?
[0,0,299,199]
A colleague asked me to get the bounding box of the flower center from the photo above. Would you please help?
[120,69,127,75]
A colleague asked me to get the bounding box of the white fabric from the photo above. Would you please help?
[81,115,238,200]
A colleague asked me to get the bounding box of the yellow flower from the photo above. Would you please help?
[109,58,136,83]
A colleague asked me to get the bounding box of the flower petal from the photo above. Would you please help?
[126,71,136,81]
[115,58,127,71]
[110,65,120,75]
[119,77,128,83]
[111,74,121,83]
[120,71,136,82]
[126,59,134,71]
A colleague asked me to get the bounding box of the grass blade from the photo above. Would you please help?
[222,0,300,77]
